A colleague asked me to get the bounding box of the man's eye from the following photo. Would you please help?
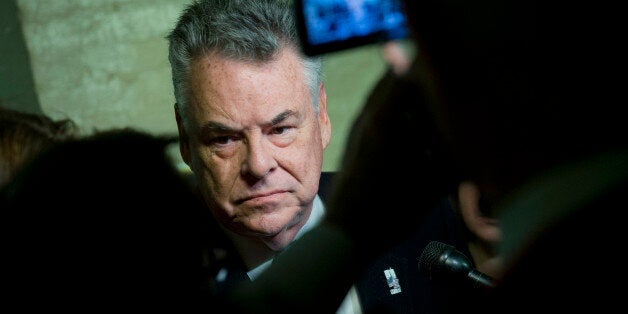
[204,135,236,147]
[271,126,290,135]
[212,136,232,145]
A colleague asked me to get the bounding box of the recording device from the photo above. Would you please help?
[418,241,496,288]
[294,0,410,56]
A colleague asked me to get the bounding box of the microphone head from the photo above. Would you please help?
[419,241,496,288]
[418,241,473,278]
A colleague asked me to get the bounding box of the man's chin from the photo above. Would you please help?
[258,227,298,251]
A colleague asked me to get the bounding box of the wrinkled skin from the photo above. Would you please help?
[177,47,331,253]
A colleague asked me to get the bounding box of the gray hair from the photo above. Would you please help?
[167,0,323,125]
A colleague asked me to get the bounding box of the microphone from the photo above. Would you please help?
[418,241,496,288]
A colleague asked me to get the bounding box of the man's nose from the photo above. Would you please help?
[242,137,277,179]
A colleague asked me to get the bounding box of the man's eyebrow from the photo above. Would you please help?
[268,110,297,126]
[200,121,237,134]
[199,110,298,134]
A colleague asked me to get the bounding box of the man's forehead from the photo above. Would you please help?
[184,48,312,128]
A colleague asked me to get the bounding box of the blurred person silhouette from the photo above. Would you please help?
[0,128,207,312]
[0,106,76,188]
[219,0,625,313]
[397,1,626,312]
[349,41,503,314]
[380,41,503,279]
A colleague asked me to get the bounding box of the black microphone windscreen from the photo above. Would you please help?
[418,240,496,288]
[418,240,453,274]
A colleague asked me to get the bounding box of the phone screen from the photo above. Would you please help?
[295,0,409,56]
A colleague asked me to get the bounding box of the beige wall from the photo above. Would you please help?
[11,0,393,172]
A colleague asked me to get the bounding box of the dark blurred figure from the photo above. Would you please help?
[0,106,76,188]
[352,42,503,314]
[335,0,626,312]
[400,0,626,312]
[1,129,208,312]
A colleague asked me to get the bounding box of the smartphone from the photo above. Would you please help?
[294,0,409,56]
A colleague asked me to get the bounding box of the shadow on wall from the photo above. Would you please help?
[0,0,41,114]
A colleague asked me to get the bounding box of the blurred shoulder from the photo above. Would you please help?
[318,171,336,203]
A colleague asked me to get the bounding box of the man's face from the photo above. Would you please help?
[177,48,330,251]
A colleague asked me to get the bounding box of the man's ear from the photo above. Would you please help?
[458,181,481,219]
[318,83,331,149]
[174,103,191,165]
